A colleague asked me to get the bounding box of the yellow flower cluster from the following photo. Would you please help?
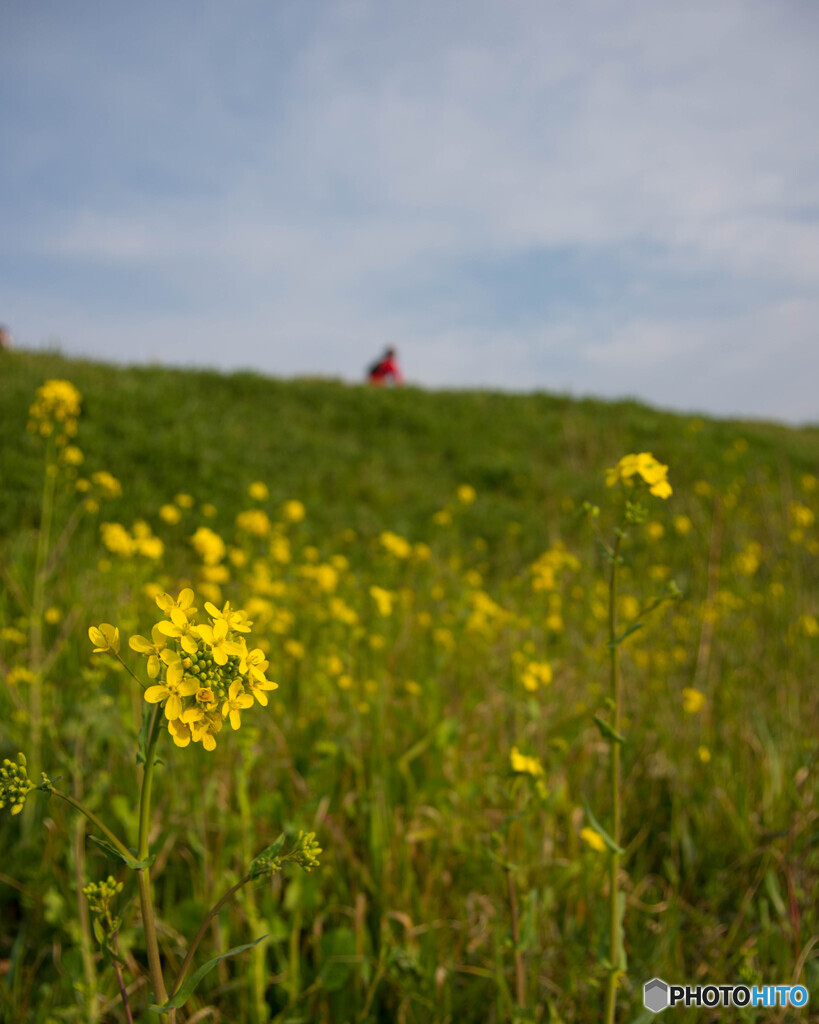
[27,379,82,444]
[509,746,544,776]
[379,530,412,558]
[282,500,306,523]
[520,660,553,692]
[101,521,164,560]
[681,687,706,714]
[191,526,226,566]
[236,509,271,537]
[606,453,672,499]
[530,542,581,591]
[370,585,394,616]
[580,826,606,852]
[127,589,277,750]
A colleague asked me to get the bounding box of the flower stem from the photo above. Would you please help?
[604,529,624,1024]
[168,873,254,1000]
[136,707,170,1013]
[29,446,57,779]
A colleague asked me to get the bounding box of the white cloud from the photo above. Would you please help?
[3,0,819,423]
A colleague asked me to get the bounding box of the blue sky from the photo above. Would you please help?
[3,0,819,423]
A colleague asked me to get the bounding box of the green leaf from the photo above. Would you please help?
[87,835,154,870]
[593,715,626,745]
[249,833,287,875]
[608,622,644,648]
[583,802,625,855]
[150,936,266,1012]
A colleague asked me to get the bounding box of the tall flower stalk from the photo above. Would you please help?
[588,453,677,1024]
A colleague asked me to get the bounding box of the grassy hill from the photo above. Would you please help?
[1,348,818,1023]
[2,347,816,550]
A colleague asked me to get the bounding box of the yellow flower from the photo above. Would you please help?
[174,493,195,508]
[156,607,200,656]
[284,639,305,660]
[168,718,192,747]
[799,614,819,637]
[510,746,544,776]
[61,445,84,466]
[91,471,122,498]
[6,667,37,686]
[204,600,252,634]
[248,481,269,501]
[606,453,672,499]
[156,588,197,620]
[682,687,707,714]
[674,515,692,536]
[521,661,553,692]
[196,619,244,666]
[100,522,135,557]
[236,509,271,537]
[1,627,27,645]
[27,379,82,442]
[222,679,253,729]
[379,531,412,558]
[241,650,278,705]
[133,522,163,560]
[159,504,182,525]
[370,585,394,617]
[128,624,168,678]
[44,607,62,625]
[457,484,476,505]
[144,651,198,720]
[697,746,711,763]
[88,623,120,655]
[190,526,226,565]
[282,499,306,523]
[179,709,222,750]
[580,827,606,852]
[789,503,815,529]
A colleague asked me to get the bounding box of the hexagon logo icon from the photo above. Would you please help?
[644,978,670,1014]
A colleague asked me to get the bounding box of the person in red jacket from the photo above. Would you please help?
[367,346,404,386]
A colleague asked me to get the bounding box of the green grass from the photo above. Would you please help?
[1,348,818,1024]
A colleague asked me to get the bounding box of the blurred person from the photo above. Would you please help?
[0,325,11,350]
[367,346,404,386]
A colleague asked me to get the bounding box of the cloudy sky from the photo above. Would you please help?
[3,0,818,423]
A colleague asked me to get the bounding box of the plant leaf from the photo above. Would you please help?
[150,936,267,1012]
[87,835,154,870]
[593,715,626,745]
[249,833,287,875]
[583,802,625,855]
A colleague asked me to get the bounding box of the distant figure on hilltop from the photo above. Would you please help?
[367,346,404,386]
[0,325,11,351]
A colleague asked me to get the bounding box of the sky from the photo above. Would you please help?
[2,0,819,424]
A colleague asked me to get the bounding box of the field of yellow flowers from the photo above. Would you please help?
[1,350,818,1023]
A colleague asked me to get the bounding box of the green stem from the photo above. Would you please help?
[30,446,57,777]
[168,873,254,999]
[604,530,624,1024]
[135,707,170,1013]
[237,754,269,1023]
[73,816,100,1023]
